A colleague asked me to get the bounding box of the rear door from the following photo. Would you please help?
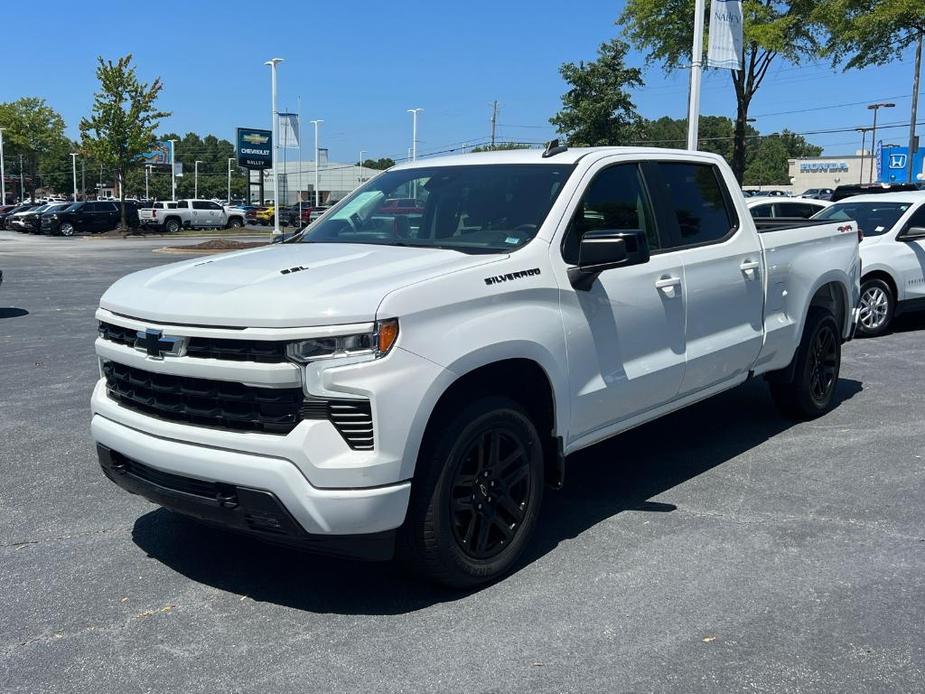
[559,160,686,440]
[647,160,764,397]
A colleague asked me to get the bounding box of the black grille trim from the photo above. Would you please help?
[301,397,374,450]
[98,321,136,347]
[104,361,302,434]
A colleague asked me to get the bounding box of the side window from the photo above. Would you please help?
[85,202,100,212]
[562,164,657,264]
[177,201,190,209]
[778,202,816,218]
[902,205,925,232]
[206,202,222,210]
[750,203,773,218]
[657,163,736,248]
[192,201,209,210]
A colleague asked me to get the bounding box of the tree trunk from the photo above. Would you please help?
[732,99,749,184]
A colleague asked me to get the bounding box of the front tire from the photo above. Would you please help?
[59,222,75,237]
[857,278,894,337]
[401,397,544,588]
[769,307,841,420]
[228,217,243,229]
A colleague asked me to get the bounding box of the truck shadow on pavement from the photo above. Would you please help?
[131,376,862,615]
[0,307,29,319]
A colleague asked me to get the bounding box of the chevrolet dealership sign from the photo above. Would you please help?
[236,128,272,169]
[799,161,850,173]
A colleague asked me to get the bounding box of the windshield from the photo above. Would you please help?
[813,201,912,237]
[299,163,574,253]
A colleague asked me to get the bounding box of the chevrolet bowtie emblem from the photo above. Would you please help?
[135,328,182,359]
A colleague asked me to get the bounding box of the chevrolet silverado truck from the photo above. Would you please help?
[138,199,245,232]
[91,147,860,587]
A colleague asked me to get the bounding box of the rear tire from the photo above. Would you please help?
[164,218,180,234]
[769,307,841,420]
[59,222,75,237]
[857,278,894,337]
[400,397,544,588]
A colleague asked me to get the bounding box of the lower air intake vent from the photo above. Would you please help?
[301,397,374,450]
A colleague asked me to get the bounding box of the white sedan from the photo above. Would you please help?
[747,196,831,219]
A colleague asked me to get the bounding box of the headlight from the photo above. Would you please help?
[285,318,399,363]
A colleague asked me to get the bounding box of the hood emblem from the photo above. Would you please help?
[280,265,309,275]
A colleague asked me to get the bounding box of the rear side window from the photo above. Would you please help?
[750,203,773,218]
[562,164,657,264]
[656,163,736,248]
[777,202,819,218]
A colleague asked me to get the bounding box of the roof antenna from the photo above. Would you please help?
[542,139,568,158]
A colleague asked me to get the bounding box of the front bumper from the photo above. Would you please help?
[92,413,411,556]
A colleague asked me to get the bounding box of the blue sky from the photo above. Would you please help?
[3,0,921,161]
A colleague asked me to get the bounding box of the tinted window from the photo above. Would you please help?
[206,202,222,210]
[563,164,657,264]
[814,201,911,237]
[192,201,210,210]
[777,202,820,218]
[657,163,735,247]
[750,203,773,218]
[902,204,925,232]
[177,201,190,209]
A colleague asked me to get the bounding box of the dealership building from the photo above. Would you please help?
[787,145,925,194]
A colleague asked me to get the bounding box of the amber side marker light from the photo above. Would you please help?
[376,318,400,355]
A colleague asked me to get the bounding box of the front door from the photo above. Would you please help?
[648,161,764,396]
[559,161,686,444]
[895,204,925,301]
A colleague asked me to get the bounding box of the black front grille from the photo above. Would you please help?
[301,397,374,450]
[104,361,302,434]
[98,321,288,363]
[185,336,287,363]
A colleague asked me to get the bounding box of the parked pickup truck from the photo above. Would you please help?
[138,199,246,232]
[91,147,860,587]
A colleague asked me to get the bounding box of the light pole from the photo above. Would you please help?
[19,154,25,202]
[310,119,323,207]
[907,34,923,184]
[145,164,152,200]
[194,160,203,198]
[70,153,78,202]
[168,139,177,201]
[359,149,365,184]
[867,102,895,183]
[407,108,423,161]
[855,128,872,184]
[227,157,235,203]
[265,57,284,236]
[686,0,706,150]
[0,127,5,204]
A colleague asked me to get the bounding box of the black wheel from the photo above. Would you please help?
[228,217,243,229]
[164,218,180,234]
[769,308,841,420]
[59,222,75,237]
[857,278,894,337]
[401,397,544,588]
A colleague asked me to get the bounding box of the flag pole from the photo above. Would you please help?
[686,0,705,150]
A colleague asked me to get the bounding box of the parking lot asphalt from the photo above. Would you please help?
[1,229,923,693]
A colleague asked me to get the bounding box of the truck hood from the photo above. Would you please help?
[100,242,504,327]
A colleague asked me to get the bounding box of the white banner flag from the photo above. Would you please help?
[707,0,744,70]
[278,113,300,148]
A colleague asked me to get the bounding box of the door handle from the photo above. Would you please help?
[740,259,760,273]
[655,275,682,297]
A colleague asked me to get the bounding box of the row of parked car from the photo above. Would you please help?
[0,200,142,235]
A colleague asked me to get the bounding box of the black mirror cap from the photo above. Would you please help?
[570,229,650,290]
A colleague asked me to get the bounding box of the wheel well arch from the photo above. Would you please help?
[861,269,898,301]
[416,358,561,487]
[809,280,849,335]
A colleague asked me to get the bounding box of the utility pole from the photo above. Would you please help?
[907,33,923,183]
[81,159,85,200]
[407,108,422,161]
[19,154,24,201]
[686,0,706,150]
[0,127,5,204]
[265,57,284,236]
[490,100,498,149]
[856,128,872,184]
[359,149,365,184]
[194,160,202,198]
[70,153,78,202]
[168,139,177,201]
[867,102,895,183]
[310,119,323,208]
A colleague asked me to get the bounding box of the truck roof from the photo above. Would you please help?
[390,146,725,170]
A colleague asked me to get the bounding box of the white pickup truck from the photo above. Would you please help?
[91,147,860,587]
[138,199,246,232]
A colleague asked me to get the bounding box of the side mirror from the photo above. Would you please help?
[569,229,650,290]
[902,226,925,240]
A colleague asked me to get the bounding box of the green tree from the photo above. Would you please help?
[359,157,395,170]
[549,37,645,146]
[619,0,822,182]
[470,143,531,152]
[80,54,170,229]
[817,0,924,68]
[0,97,71,201]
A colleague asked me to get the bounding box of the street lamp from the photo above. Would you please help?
[194,160,203,198]
[145,164,153,199]
[407,108,423,161]
[855,127,873,183]
[309,119,323,207]
[358,149,365,184]
[0,127,5,204]
[167,139,178,201]
[227,157,235,203]
[70,153,78,202]
[867,102,895,183]
[265,57,284,236]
